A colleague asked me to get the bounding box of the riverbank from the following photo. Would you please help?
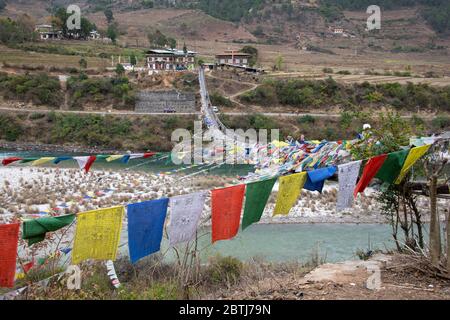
[0,141,131,154]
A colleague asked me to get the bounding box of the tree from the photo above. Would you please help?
[183,42,188,54]
[107,23,119,44]
[240,45,258,66]
[130,54,137,68]
[167,37,177,50]
[104,9,114,24]
[115,64,125,77]
[0,0,6,12]
[147,29,168,48]
[79,57,87,69]
[274,54,284,71]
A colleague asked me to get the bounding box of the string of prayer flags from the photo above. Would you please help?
[22,214,76,245]
[0,223,20,288]
[211,185,245,243]
[168,192,206,246]
[354,154,388,197]
[336,161,362,212]
[31,157,56,166]
[73,156,97,173]
[395,145,432,184]
[242,177,277,229]
[304,166,337,193]
[1,157,22,166]
[127,199,169,263]
[273,173,307,216]
[72,206,124,264]
[375,149,410,184]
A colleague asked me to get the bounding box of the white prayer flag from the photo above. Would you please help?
[337,161,362,212]
[168,192,206,246]
[73,156,90,170]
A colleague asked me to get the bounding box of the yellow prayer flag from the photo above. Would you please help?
[106,155,124,162]
[395,144,431,184]
[272,140,289,148]
[72,206,124,265]
[32,157,56,166]
[273,172,307,216]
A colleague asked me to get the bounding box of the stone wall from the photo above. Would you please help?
[135,90,196,113]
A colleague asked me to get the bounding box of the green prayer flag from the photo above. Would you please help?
[375,149,410,184]
[22,214,76,245]
[20,158,39,163]
[242,178,277,230]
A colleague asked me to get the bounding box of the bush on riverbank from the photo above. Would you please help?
[67,74,135,110]
[0,72,62,107]
[240,78,450,112]
[0,112,196,151]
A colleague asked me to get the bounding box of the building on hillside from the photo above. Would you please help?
[215,50,251,67]
[331,27,344,34]
[35,24,62,40]
[145,48,197,72]
[89,30,101,40]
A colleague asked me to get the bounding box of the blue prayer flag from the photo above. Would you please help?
[304,166,337,193]
[53,156,72,164]
[127,199,169,263]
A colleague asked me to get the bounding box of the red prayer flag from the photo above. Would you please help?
[143,152,156,158]
[2,157,23,166]
[0,223,20,288]
[354,154,388,197]
[84,156,97,173]
[211,184,245,243]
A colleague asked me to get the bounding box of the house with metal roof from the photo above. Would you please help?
[145,48,197,72]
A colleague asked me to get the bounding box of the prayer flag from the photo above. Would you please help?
[1,157,22,166]
[354,154,388,196]
[0,223,20,288]
[395,145,431,184]
[31,157,56,166]
[72,206,124,264]
[242,177,276,230]
[22,214,75,245]
[127,199,169,263]
[73,156,97,173]
[375,149,409,184]
[304,166,337,193]
[168,192,206,246]
[274,173,307,216]
[211,185,245,243]
[336,161,362,212]
[53,156,72,164]
[106,155,124,162]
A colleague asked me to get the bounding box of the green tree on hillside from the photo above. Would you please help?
[0,0,6,12]
[107,22,119,44]
[104,8,114,24]
[240,45,258,66]
[115,64,125,76]
[79,57,87,69]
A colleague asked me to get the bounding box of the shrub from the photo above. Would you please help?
[297,115,315,124]
[210,92,233,107]
[0,114,23,141]
[322,68,334,74]
[432,116,450,129]
[205,255,243,285]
